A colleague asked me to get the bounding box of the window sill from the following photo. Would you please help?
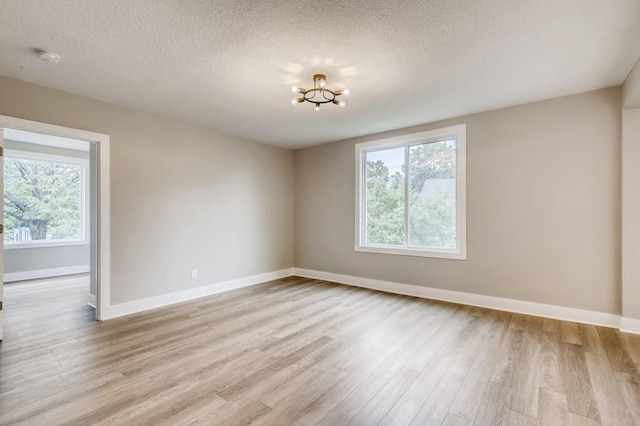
[4,240,89,250]
[355,244,467,260]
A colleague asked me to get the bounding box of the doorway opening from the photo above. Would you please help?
[0,116,111,341]
[3,129,95,331]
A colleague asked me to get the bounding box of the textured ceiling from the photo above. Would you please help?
[0,0,639,149]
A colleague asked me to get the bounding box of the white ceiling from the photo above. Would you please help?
[0,1,639,149]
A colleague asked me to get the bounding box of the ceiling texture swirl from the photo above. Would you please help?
[0,0,639,148]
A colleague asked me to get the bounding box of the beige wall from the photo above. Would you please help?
[4,245,89,275]
[0,75,294,305]
[295,87,622,315]
[622,108,640,319]
[623,60,640,108]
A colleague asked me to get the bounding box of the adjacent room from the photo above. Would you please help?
[2,129,97,335]
[0,1,639,424]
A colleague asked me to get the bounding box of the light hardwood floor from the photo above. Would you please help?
[1,275,639,425]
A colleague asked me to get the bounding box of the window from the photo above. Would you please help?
[355,124,466,259]
[4,150,88,248]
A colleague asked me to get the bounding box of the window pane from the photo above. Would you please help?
[408,140,457,248]
[365,147,405,245]
[4,157,83,242]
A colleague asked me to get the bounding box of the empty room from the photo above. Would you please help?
[0,1,639,425]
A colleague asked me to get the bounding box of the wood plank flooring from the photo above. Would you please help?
[1,275,639,425]
[1,274,94,338]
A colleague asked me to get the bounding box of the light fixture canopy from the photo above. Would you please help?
[291,74,348,111]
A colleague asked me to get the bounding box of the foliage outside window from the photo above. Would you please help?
[4,150,87,246]
[355,124,466,259]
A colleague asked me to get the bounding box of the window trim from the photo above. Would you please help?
[355,124,467,260]
[4,148,89,249]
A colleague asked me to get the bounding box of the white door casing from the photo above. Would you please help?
[0,116,110,329]
[0,128,4,340]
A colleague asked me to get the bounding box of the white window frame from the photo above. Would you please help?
[4,149,89,249]
[355,124,467,260]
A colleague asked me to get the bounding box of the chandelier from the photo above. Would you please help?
[291,74,349,111]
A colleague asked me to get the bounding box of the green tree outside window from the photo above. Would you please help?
[4,156,83,242]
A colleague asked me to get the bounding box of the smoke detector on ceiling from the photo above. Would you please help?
[34,49,61,63]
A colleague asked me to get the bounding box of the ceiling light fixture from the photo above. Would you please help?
[34,48,61,63]
[291,74,349,111]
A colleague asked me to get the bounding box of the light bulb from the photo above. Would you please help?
[291,99,298,105]
[338,100,346,107]
[314,103,320,111]
[291,86,299,93]
[343,88,350,96]
[319,80,326,88]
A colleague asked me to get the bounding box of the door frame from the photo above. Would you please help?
[0,115,111,321]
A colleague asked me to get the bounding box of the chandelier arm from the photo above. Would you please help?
[303,89,331,103]
[321,90,336,102]
[303,89,315,102]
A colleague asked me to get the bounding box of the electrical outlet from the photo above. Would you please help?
[191,269,198,279]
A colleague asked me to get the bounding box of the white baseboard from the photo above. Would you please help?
[4,265,91,283]
[293,268,621,330]
[620,317,640,335]
[103,268,294,320]
[96,265,638,334]
[87,294,97,309]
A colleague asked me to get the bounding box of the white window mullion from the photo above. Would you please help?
[361,153,367,246]
[404,145,410,249]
